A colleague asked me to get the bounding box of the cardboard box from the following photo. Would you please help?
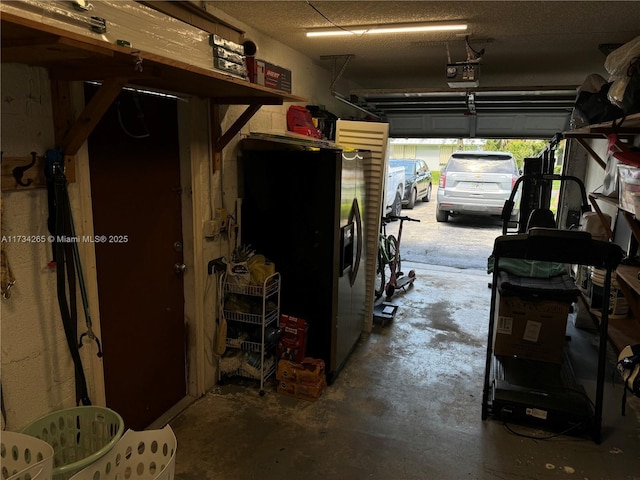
[277,377,326,402]
[277,358,325,385]
[494,294,570,364]
[277,315,308,363]
[246,57,292,93]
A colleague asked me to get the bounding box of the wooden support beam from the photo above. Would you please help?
[214,103,262,153]
[588,194,614,241]
[51,79,75,147]
[209,101,263,172]
[575,137,607,169]
[210,103,222,172]
[61,77,127,156]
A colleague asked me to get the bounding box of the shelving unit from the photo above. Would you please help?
[565,117,640,354]
[219,272,281,395]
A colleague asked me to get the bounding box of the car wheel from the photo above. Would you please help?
[407,188,417,209]
[436,208,449,222]
[422,183,432,202]
[391,192,402,217]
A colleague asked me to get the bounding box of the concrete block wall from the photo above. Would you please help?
[1,64,98,430]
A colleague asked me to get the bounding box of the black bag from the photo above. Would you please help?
[621,57,640,115]
[574,82,625,125]
[616,344,640,415]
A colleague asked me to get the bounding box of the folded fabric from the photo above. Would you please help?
[498,270,579,300]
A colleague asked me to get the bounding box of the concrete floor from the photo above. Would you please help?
[170,264,640,480]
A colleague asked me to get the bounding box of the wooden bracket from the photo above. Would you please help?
[575,138,607,169]
[588,194,614,241]
[61,77,128,156]
[210,100,263,172]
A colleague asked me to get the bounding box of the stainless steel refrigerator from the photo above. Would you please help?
[240,136,367,383]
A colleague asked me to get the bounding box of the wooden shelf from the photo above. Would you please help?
[1,11,307,164]
[564,113,640,169]
[609,315,640,353]
[0,12,306,103]
[616,265,640,295]
[564,112,640,138]
[610,264,640,352]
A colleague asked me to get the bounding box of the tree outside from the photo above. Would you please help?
[483,138,549,170]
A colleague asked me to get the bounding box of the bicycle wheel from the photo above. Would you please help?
[374,250,386,299]
[386,235,401,278]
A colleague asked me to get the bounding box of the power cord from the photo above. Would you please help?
[502,419,589,440]
[306,1,367,36]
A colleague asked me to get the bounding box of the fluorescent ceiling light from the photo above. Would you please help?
[307,23,467,37]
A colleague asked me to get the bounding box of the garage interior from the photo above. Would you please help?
[1,1,640,480]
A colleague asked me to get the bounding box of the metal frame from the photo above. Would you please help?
[481,228,623,443]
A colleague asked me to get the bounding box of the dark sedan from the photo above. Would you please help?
[389,158,433,209]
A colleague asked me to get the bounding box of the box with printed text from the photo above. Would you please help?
[493,294,571,364]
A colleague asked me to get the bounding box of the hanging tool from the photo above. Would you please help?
[49,149,103,357]
[208,257,228,356]
[49,149,100,405]
[1,199,16,300]
[68,208,103,358]
[0,242,15,300]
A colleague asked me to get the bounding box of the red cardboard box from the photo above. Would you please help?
[277,315,308,363]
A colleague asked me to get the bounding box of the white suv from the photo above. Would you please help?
[436,151,520,222]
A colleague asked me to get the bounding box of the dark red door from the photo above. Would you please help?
[86,85,186,429]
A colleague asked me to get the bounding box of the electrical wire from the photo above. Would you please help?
[306,1,368,36]
[116,94,150,139]
[465,35,485,60]
[502,419,589,440]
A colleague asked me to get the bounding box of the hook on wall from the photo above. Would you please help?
[12,151,38,187]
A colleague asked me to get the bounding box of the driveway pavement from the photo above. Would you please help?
[385,187,503,271]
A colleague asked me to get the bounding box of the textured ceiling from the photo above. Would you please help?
[208,1,640,92]
[207,1,639,135]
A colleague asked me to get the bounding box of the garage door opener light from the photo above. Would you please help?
[306,22,467,37]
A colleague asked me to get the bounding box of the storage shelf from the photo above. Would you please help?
[609,264,640,352]
[579,112,640,356]
[616,265,640,295]
[1,11,306,160]
[219,271,281,394]
[0,12,305,103]
[564,113,640,138]
[223,278,280,297]
[223,308,279,326]
[226,338,277,353]
[235,362,276,382]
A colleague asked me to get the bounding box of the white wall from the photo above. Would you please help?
[1,65,102,430]
[0,2,365,431]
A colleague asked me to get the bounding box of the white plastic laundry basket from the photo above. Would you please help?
[20,406,124,480]
[1,431,54,480]
[68,426,176,480]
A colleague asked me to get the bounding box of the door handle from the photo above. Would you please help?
[174,263,187,275]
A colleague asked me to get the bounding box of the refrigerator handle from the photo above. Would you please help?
[349,197,363,287]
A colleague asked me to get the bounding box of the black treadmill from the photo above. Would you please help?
[481,228,623,443]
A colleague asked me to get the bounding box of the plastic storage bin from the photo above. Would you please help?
[68,426,176,480]
[20,407,124,480]
[1,431,55,480]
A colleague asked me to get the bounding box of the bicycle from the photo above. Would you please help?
[374,214,420,299]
